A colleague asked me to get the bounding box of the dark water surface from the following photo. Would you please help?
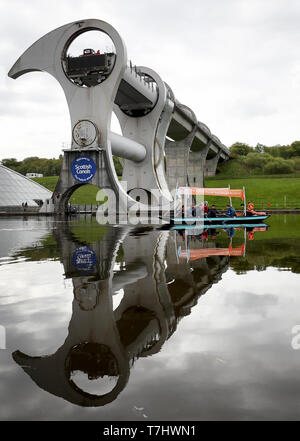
[0,214,300,421]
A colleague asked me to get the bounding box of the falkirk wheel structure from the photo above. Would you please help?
[8,19,229,216]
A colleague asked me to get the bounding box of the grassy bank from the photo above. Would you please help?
[33,174,300,210]
[33,176,58,192]
[205,176,300,209]
[33,176,101,205]
[217,155,300,178]
[207,156,300,209]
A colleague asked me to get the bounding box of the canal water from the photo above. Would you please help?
[0,214,300,421]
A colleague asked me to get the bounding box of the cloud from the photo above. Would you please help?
[1,0,300,159]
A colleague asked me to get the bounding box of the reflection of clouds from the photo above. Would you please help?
[122,276,300,419]
[122,348,300,421]
[226,291,278,316]
[1,219,300,419]
[115,266,300,420]
[0,260,72,356]
[70,371,118,396]
[0,325,6,349]
[183,268,300,331]
[0,218,52,259]
[113,290,124,311]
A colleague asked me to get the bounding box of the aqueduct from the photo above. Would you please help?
[8,19,229,216]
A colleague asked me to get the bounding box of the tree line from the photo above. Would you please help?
[229,141,300,174]
[1,156,63,176]
[2,141,300,177]
[1,155,123,177]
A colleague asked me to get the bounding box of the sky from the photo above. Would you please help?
[1,0,300,160]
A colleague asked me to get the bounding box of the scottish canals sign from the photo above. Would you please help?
[71,156,96,183]
[72,246,97,273]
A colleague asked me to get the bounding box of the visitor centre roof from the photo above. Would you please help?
[0,165,52,207]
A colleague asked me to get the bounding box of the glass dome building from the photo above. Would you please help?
[0,164,52,212]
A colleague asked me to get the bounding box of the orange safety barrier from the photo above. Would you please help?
[179,244,245,261]
[178,187,244,200]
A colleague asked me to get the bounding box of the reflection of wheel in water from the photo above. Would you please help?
[66,342,119,396]
[74,278,99,311]
[116,306,161,357]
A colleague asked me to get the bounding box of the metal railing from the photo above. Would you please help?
[68,204,101,214]
[198,195,300,211]
[208,199,300,210]
[250,199,300,210]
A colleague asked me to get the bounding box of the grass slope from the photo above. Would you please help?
[33,172,300,210]
[205,176,300,209]
[33,176,102,205]
[217,156,300,178]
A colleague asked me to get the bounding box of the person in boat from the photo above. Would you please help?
[193,201,205,217]
[247,230,255,240]
[247,201,255,216]
[225,204,236,217]
[207,204,218,218]
[209,228,219,239]
[191,203,196,217]
[226,227,235,238]
[204,201,209,217]
[181,203,195,217]
[202,230,209,241]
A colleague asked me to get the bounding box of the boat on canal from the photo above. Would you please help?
[169,186,271,225]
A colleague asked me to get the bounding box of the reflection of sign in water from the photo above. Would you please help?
[0,325,6,350]
[71,157,96,183]
[72,246,97,272]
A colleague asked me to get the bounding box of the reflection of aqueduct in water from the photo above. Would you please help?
[8,19,229,215]
[13,225,232,407]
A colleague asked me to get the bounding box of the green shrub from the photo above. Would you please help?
[264,159,293,174]
[229,142,253,156]
[244,152,274,172]
[291,141,300,157]
[285,159,296,169]
[245,153,264,169]
[293,157,300,170]
[238,155,247,164]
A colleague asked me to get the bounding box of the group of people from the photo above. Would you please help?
[207,204,236,218]
[182,201,238,218]
[182,200,256,218]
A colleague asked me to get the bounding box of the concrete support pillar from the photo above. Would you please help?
[114,67,174,210]
[205,150,222,177]
[165,125,197,192]
[52,149,117,215]
[187,141,212,188]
